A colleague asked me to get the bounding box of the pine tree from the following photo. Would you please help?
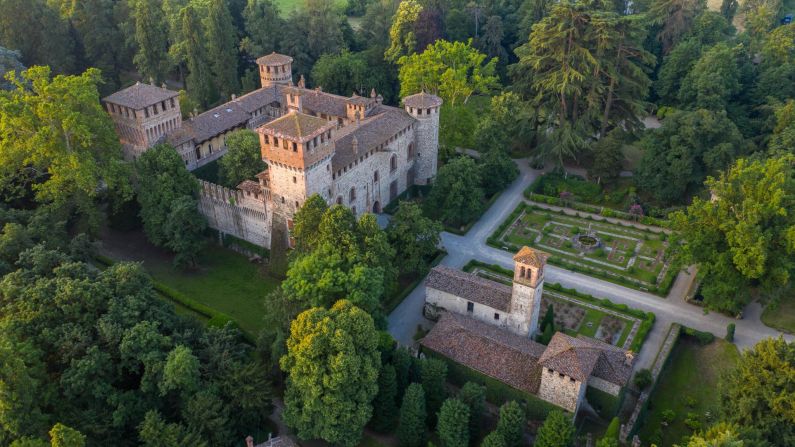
[436,398,470,447]
[535,410,575,447]
[132,0,170,83]
[371,364,398,432]
[392,348,413,400]
[181,6,216,107]
[458,382,485,442]
[495,401,525,447]
[397,383,426,447]
[481,431,507,447]
[419,358,448,426]
[205,0,239,98]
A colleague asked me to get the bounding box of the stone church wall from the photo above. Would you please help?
[198,180,272,249]
[538,367,585,413]
[588,376,621,396]
[425,288,512,331]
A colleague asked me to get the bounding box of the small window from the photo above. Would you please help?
[494,313,500,321]
[195,147,201,160]
[373,171,379,182]
[292,176,297,183]
[274,137,279,146]
[170,98,175,108]
[467,302,474,313]
[292,142,297,152]
[264,135,270,144]
[390,155,397,172]
[336,196,343,205]
[295,201,299,208]
[349,187,356,203]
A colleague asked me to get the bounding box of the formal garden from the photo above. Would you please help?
[462,260,654,353]
[489,203,678,295]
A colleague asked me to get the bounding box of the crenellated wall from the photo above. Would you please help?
[197,180,272,249]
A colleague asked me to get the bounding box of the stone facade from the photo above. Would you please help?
[537,366,586,413]
[197,180,271,248]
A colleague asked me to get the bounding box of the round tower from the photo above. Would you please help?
[403,92,442,185]
[256,52,293,88]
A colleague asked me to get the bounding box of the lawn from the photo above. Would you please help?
[274,0,348,15]
[637,338,740,447]
[761,298,795,333]
[497,204,671,291]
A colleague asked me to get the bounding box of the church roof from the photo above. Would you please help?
[103,82,178,110]
[513,246,550,268]
[256,52,293,66]
[425,265,512,312]
[538,333,633,385]
[258,111,333,142]
[421,312,545,395]
[402,92,443,109]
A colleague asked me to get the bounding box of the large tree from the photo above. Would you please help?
[0,0,75,74]
[385,0,423,62]
[397,383,426,447]
[132,0,170,83]
[386,201,442,276]
[397,39,499,106]
[647,0,707,54]
[719,337,795,446]
[280,300,380,447]
[181,5,216,108]
[370,363,398,432]
[671,156,795,313]
[241,0,284,58]
[424,157,485,228]
[534,410,575,447]
[311,50,369,96]
[678,43,742,111]
[495,401,525,447]
[419,357,447,426]
[0,67,131,228]
[474,92,537,155]
[205,0,240,97]
[479,149,519,196]
[436,398,470,447]
[218,129,266,187]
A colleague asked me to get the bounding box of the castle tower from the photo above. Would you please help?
[256,110,335,224]
[403,92,442,185]
[256,52,293,88]
[102,81,181,161]
[510,246,550,337]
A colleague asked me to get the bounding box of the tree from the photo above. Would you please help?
[160,345,200,396]
[474,92,536,156]
[132,0,170,83]
[163,196,206,268]
[655,38,703,104]
[481,431,507,447]
[49,424,85,447]
[392,347,413,399]
[68,0,129,93]
[181,6,215,108]
[280,300,380,447]
[769,100,795,153]
[534,410,575,447]
[495,401,525,447]
[0,0,75,74]
[603,417,620,442]
[136,144,200,248]
[687,423,745,447]
[0,67,131,229]
[590,129,626,185]
[0,47,25,91]
[458,382,486,442]
[218,130,266,187]
[479,16,509,62]
[385,0,423,62]
[371,364,398,432]
[206,0,240,97]
[138,411,207,447]
[678,43,742,111]
[397,39,499,106]
[242,0,284,57]
[635,109,747,205]
[479,149,519,196]
[419,357,447,426]
[397,383,426,447]
[386,201,442,276]
[541,304,554,333]
[424,157,485,227]
[648,0,707,53]
[311,51,369,96]
[303,0,346,60]
[671,156,795,313]
[436,399,470,447]
[634,369,653,390]
[291,194,330,254]
[719,337,795,445]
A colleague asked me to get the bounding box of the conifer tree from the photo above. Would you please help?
[495,401,525,447]
[535,410,575,447]
[419,358,448,426]
[371,364,398,432]
[205,0,239,97]
[181,6,215,107]
[397,383,426,447]
[436,398,470,447]
[132,0,170,83]
[392,347,413,399]
[458,382,486,441]
[481,431,507,447]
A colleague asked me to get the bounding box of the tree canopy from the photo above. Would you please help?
[218,129,266,188]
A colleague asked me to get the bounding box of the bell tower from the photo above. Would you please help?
[509,246,550,337]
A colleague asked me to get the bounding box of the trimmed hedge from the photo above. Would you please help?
[681,326,715,345]
[423,347,560,421]
[221,233,270,258]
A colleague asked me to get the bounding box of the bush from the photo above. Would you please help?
[634,368,653,390]
[682,327,715,345]
[725,323,735,342]
[661,409,676,424]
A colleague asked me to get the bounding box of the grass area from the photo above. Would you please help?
[637,338,740,446]
[146,245,280,336]
[761,298,795,333]
[274,0,348,15]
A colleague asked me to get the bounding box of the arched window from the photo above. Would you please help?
[407,143,414,161]
[390,155,397,172]
[349,187,356,203]
[520,266,526,277]
[336,196,343,205]
[373,170,379,182]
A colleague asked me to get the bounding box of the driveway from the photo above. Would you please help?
[387,159,793,369]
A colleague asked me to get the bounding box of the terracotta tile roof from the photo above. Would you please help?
[513,246,550,267]
[402,92,443,109]
[237,180,261,194]
[331,105,415,171]
[166,123,195,146]
[188,102,250,143]
[421,312,545,394]
[103,82,178,110]
[258,111,334,142]
[255,170,269,181]
[539,333,633,385]
[425,265,512,312]
[256,52,293,65]
[301,88,349,117]
[232,86,281,113]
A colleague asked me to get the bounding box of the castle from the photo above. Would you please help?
[422,247,634,414]
[103,52,441,248]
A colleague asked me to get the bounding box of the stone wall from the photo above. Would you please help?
[425,287,513,332]
[198,180,272,249]
[588,376,621,396]
[508,281,543,337]
[538,366,585,413]
[408,106,440,184]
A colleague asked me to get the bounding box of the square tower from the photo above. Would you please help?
[509,246,550,337]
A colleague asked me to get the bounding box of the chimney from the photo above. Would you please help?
[161,82,167,89]
[298,74,306,89]
[245,435,254,447]
[370,88,376,98]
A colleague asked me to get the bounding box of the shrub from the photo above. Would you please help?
[726,323,735,342]
[634,368,653,390]
[661,409,676,424]
[683,327,715,345]
[397,384,426,447]
[683,412,701,431]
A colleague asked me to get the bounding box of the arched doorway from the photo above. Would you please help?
[372,201,381,213]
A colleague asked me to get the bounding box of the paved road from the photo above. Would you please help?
[387,159,793,369]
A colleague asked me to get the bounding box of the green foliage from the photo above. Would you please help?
[49,424,85,447]
[425,157,484,228]
[371,364,398,432]
[218,130,266,188]
[397,383,427,447]
[386,201,442,276]
[686,422,745,447]
[132,0,170,83]
[436,398,470,447]
[181,5,215,108]
[241,0,284,57]
[604,417,620,440]
[590,129,626,185]
[458,382,486,442]
[0,1,75,74]
[634,368,653,390]
[163,196,207,268]
[474,92,536,156]
[679,43,743,111]
[495,401,525,447]
[541,304,554,333]
[419,357,448,426]
[479,149,519,196]
[280,300,380,447]
[385,0,423,62]
[398,39,499,106]
[480,431,507,447]
[725,323,736,342]
[534,410,575,447]
[719,337,795,446]
[647,0,707,53]
[311,50,370,97]
[671,156,795,313]
[205,0,239,97]
[393,347,413,399]
[0,67,131,229]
